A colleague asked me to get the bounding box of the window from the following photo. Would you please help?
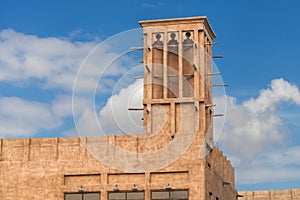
[151,190,188,200]
[209,192,213,200]
[65,192,100,200]
[108,191,144,200]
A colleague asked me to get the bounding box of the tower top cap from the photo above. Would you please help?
[139,16,216,39]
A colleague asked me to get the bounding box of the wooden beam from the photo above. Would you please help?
[193,64,197,70]
[205,72,221,76]
[145,65,151,72]
[212,84,228,87]
[129,47,144,50]
[132,76,144,79]
[205,104,216,107]
[213,114,224,117]
[128,108,143,111]
[205,42,219,45]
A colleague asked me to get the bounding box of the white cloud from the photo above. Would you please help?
[215,78,300,185]
[0,28,141,138]
[98,79,144,134]
[75,108,101,136]
[0,29,98,90]
[0,28,132,93]
[244,78,300,112]
[236,146,300,184]
[0,29,101,137]
[51,94,73,117]
[215,95,284,161]
[72,78,143,137]
[0,96,63,137]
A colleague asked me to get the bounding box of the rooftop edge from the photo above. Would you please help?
[139,16,216,39]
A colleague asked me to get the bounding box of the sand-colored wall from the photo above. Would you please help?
[0,136,205,200]
[0,135,237,200]
[239,188,300,200]
[205,146,237,200]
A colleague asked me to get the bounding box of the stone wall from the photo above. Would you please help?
[239,188,300,200]
[206,146,237,200]
[0,136,237,200]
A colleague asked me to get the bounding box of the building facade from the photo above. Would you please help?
[0,17,238,200]
[239,189,300,200]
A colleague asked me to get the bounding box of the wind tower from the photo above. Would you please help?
[139,17,216,149]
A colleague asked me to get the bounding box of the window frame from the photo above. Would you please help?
[108,190,145,200]
[151,189,189,200]
[64,191,101,200]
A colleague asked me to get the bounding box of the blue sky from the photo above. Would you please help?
[1,0,300,192]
